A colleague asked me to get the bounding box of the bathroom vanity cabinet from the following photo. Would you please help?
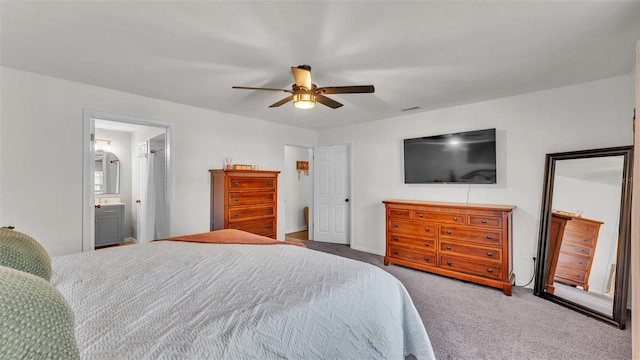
[95,204,124,248]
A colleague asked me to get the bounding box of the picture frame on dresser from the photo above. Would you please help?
[533,146,633,329]
[383,200,516,296]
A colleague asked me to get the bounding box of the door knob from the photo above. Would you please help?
[345,199,349,202]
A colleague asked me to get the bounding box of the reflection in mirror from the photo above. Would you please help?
[534,146,632,329]
[95,150,120,194]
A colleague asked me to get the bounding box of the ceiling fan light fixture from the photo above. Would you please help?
[293,93,316,109]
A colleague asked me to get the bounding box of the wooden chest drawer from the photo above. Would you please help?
[467,215,502,229]
[418,212,466,224]
[557,252,589,270]
[559,242,593,257]
[439,241,501,262]
[229,219,275,237]
[555,265,586,283]
[229,191,275,206]
[228,205,275,222]
[388,245,436,267]
[387,208,412,220]
[228,177,276,190]
[388,234,435,250]
[388,219,436,238]
[562,229,596,246]
[439,225,502,246]
[439,255,502,280]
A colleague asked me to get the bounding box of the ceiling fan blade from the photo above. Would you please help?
[317,85,375,94]
[269,95,294,108]
[232,86,292,93]
[291,66,312,89]
[315,94,343,109]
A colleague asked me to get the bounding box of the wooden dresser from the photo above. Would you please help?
[210,169,280,238]
[383,200,516,295]
[544,212,603,293]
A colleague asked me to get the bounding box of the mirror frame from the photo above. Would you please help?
[534,146,633,329]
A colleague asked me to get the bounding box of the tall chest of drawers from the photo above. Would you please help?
[383,200,516,295]
[545,212,603,292]
[210,169,280,239]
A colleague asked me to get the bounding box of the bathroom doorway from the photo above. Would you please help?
[284,145,313,242]
[82,110,173,251]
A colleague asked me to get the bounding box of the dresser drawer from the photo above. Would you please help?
[439,241,501,262]
[555,265,586,283]
[228,205,275,222]
[387,207,412,220]
[418,212,466,224]
[562,229,596,246]
[388,234,435,250]
[388,219,436,238]
[440,225,502,246]
[439,255,502,280]
[557,252,589,270]
[228,191,275,206]
[228,177,276,190]
[467,215,502,229]
[559,242,593,257]
[229,219,275,237]
[388,245,436,267]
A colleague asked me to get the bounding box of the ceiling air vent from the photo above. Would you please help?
[401,106,420,112]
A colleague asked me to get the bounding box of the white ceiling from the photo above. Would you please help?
[1,1,638,130]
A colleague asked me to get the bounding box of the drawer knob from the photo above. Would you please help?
[424,257,430,262]
[424,242,429,247]
[425,227,430,232]
[583,238,588,242]
[446,261,452,266]
[234,212,239,217]
[267,181,273,186]
[453,217,458,221]
[486,235,493,240]
[235,197,240,201]
[394,250,399,255]
[418,214,424,218]
[487,252,493,257]
[397,211,402,215]
[447,230,452,235]
[266,209,273,214]
[394,237,399,242]
[582,249,587,254]
[487,269,494,273]
[266,224,272,229]
[481,219,487,224]
[446,246,452,250]
[232,182,239,186]
[394,223,399,228]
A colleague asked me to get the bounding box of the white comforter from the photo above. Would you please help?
[52,241,434,359]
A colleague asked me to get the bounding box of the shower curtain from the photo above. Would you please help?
[137,135,167,243]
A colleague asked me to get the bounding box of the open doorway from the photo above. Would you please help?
[82,110,173,251]
[284,145,313,242]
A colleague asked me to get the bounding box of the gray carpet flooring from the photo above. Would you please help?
[303,240,631,360]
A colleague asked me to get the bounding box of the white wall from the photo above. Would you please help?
[284,145,312,233]
[0,67,317,256]
[317,74,634,286]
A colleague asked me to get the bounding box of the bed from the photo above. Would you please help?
[3,228,435,359]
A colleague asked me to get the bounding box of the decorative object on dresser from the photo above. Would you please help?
[210,169,280,239]
[383,200,516,296]
[543,211,603,294]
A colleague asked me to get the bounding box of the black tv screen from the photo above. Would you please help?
[404,128,497,184]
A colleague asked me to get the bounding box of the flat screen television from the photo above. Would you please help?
[404,128,497,184]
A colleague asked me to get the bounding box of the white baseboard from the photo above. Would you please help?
[285,226,308,234]
[125,237,137,244]
[350,244,385,256]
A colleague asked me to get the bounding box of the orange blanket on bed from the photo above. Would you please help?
[159,229,306,247]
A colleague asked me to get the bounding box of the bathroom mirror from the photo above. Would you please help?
[534,146,632,329]
[95,150,120,194]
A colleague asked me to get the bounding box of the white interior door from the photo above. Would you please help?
[313,144,350,244]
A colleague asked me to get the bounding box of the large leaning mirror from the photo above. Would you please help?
[95,150,120,195]
[534,146,632,329]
